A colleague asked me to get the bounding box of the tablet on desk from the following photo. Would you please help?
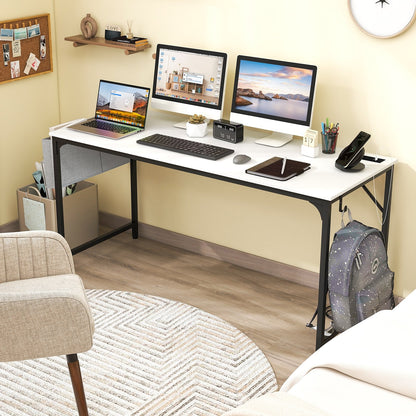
[246,157,311,181]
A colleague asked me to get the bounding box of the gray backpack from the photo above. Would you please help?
[328,214,395,332]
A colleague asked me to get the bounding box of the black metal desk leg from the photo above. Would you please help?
[381,166,394,249]
[312,201,332,350]
[52,137,65,237]
[130,159,139,239]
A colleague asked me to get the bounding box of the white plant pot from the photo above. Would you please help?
[186,122,208,138]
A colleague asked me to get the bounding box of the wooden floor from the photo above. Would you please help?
[73,231,318,387]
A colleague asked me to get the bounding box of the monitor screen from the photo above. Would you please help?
[95,80,150,128]
[152,44,227,123]
[230,55,317,147]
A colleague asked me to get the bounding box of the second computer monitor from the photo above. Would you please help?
[152,44,228,125]
[230,55,317,147]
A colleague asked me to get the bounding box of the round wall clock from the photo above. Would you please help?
[349,0,416,38]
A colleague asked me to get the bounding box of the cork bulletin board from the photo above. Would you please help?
[0,14,52,84]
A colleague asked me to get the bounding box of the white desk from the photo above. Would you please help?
[50,112,396,349]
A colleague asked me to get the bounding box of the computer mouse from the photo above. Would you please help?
[233,154,251,164]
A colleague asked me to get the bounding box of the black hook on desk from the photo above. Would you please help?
[339,198,348,213]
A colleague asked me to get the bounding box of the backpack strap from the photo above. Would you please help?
[341,207,353,228]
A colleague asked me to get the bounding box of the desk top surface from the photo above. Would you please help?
[50,111,396,202]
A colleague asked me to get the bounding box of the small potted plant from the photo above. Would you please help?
[186,114,208,138]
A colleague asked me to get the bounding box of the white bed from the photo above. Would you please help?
[225,290,416,415]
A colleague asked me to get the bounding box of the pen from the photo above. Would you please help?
[281,158,287,175]
[322,122,328,150]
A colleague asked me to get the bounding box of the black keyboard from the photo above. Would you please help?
[84,119,136,134]
[137,134,234,161]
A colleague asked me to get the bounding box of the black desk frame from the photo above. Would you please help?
[52,136,394,350]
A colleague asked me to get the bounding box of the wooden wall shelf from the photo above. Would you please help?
[64,35,151,55]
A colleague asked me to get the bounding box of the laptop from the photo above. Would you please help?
[69,80,150,139]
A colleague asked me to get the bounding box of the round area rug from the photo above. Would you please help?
[0,290,277,415]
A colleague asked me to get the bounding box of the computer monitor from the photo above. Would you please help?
[230,55,317,147]
[152,44,227,127]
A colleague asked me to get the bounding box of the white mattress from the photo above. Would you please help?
[281,291,416,400]
[288,367,416,416]
[225,291,416,416]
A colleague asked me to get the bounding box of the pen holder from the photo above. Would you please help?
[321,132,338,154]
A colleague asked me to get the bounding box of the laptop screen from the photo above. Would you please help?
[95,80,150,128]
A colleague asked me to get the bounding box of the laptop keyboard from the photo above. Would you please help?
[137,134,234,160]
[84,119,136,134]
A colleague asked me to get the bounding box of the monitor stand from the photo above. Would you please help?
[174,120,188,129]
[174,119,211,129]
[255,132,293,148]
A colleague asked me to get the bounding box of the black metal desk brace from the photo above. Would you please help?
[52,135,394,350]
[337,168,393,248]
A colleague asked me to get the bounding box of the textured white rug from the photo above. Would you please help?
[0,289,277,415]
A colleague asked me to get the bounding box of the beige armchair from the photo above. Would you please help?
[0,230,94,415]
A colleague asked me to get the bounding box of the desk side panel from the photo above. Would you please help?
[43,138,128,188]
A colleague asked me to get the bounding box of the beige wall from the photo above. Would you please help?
[2,1,416,297]
[1,1,60,225]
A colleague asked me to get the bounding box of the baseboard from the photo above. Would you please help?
[1,213,402,295]
[2,213,318,288]
[99,211,319,289]
[0,220,19,233]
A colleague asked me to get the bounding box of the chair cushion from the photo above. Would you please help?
[0,274,94,362]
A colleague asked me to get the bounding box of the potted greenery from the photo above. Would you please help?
[186,114,208,138]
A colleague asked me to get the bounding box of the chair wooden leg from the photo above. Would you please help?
[67,354,89,416]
